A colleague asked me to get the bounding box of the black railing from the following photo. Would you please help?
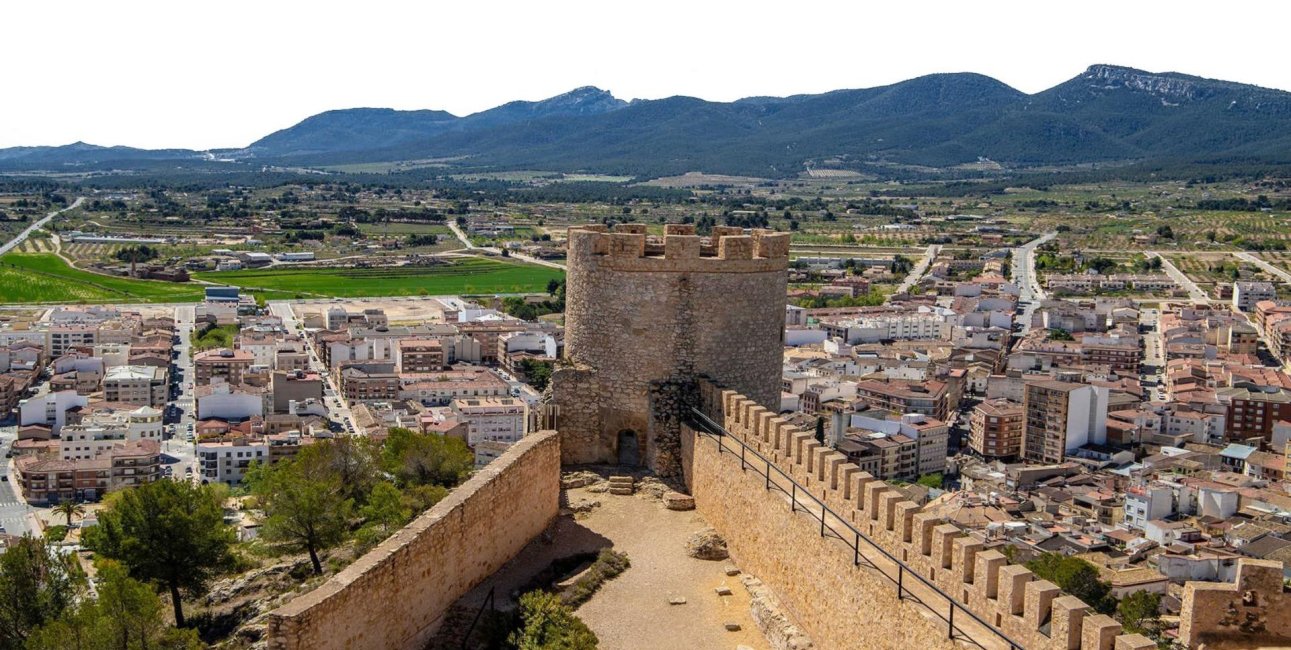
[460,585,495,650]
[685,407,1024,650]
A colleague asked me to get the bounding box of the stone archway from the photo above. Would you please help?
[617,429,641,467]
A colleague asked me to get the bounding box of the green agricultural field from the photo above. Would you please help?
[194,256,563,297]
[0,253,209,303]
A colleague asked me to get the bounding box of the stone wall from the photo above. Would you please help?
[556,223,789,475]
[685,382,1163,650]
[1178,559,1291,649]
[265,430,561,650]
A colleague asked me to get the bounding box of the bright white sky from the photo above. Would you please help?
[2,0,1288,150]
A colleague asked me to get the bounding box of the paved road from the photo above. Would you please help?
[0,425,37,536]
[267,301,359,434]
[1235,251,1291,284]
[893,244,939,295]
[1139,307,1167,402]
[1012,232,1056,334]
[448,220,566,270]
[447,220,478,250]
[170,306,199,480]
[1148,251,1209,303]
[0,197,84,256]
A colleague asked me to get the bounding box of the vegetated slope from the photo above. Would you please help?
[218,66,1291,175]
[240,86,628,159]
[244,108,461,157]
[4,65,1291,176]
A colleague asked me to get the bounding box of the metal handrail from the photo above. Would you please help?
[460,585,495,650]
[686,407,1025,650]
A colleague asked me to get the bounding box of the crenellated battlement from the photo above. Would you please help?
[566,223,790,272]
[689,379,1212,650]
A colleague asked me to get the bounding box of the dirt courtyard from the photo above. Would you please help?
[453,478,769,650]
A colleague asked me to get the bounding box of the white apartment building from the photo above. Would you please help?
[828,307,953,344]
[197,439,269,485]
[450,396,528,447]
[1233,281,1276,313]
[1124,482,1175,530]
[18,389,90,435]
[48,323,99,358]
[59,406,163,461]
[103,365,168,407]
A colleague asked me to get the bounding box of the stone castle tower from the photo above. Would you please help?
[550,223,790,475]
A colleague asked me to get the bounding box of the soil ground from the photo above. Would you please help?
[454,480,769,650]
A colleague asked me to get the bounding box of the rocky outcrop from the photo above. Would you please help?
[685,527,729,561]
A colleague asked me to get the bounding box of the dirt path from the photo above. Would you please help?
[453,483,769,650]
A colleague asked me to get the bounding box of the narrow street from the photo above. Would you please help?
[169,306,199,480]
[267,301,360,433]
[893,244,940,295]
[1012,232,1056,334]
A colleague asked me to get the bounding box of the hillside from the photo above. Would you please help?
[4,65,1291,177]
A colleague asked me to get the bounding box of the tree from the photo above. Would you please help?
[250,445,354,575]
[507,591,598,650]
[890,254,913,275]
[916,473,943,489]
[381,428,474,488]
[1118,590,1161,635]
[546,278,561,296]
[25,560,204,650]
[360,481,411,535]
[518,358,553,391]
[53,501,86,529]
[0,535,84,648]
[320,436,379,504]
[1048,328,1074,341]
[82,481,235,627]
[1026,553,1115,614]
[113,245,158,265]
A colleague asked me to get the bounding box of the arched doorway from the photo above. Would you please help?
[617,430,640,467]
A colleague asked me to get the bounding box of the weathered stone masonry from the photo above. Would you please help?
[687,383,1160,650]
[1178,558,1290,649]
[554,223,789,476]
[265,431,560,650]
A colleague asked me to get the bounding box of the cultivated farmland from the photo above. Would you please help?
[194,256,563,297]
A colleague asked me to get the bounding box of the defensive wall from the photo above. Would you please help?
[554,223,789,475]
[265,430,560,650]
[1178,558,1290,649]
[685,382,1163,650]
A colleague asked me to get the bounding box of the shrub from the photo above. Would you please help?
[43,525,68,542]
[508,591,598,650]
[563,549,630,608]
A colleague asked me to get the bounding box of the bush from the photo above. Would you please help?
[1026,553,1115,614]
[43,525,68,542]
[508,591,598,650]
[563,549,630,608]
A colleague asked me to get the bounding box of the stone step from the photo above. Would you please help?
[663,491,695,511]
[608,486,634,495]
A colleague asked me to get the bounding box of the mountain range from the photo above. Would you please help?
[4,65,1291,178]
